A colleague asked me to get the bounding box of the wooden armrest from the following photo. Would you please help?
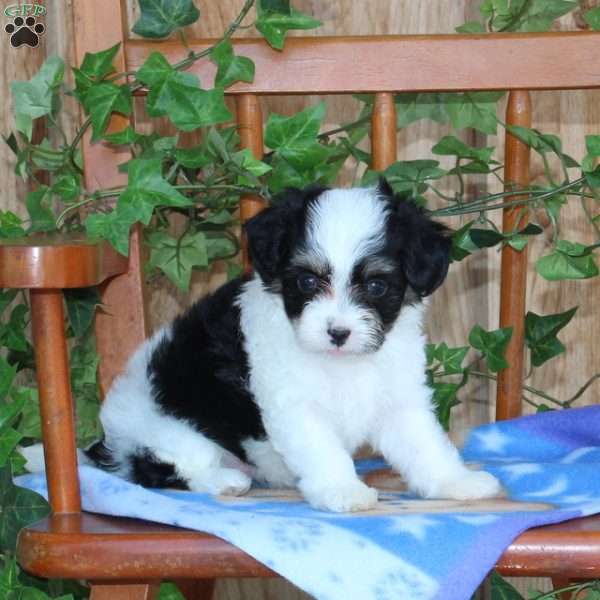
[0,234,128,289]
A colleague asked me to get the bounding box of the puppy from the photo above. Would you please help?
[29,181,502,512]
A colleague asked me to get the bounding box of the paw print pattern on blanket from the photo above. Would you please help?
[374,567,439,600]
[271,519,323,552]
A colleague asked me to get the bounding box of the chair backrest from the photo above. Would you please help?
[74,1,600,423]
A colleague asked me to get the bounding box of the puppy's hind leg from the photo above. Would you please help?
[144,421,252,496]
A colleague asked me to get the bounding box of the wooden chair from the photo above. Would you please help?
[2,1,600,598]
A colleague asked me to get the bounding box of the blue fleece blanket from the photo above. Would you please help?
[17,406,600,600]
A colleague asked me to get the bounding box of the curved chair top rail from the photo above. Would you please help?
[0,235,128,289]
[126,32,600,95]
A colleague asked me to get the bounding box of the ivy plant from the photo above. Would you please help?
[2,0,600,598]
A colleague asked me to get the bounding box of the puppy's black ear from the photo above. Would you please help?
[244,186,327,284]
[391,199,452,297]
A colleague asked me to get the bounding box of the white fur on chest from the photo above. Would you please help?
[239,277,430,452]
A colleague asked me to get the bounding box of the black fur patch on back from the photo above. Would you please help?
[147,278,266,462]
[130,449,189,490]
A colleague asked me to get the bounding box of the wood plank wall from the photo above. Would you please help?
[1,1,599,598]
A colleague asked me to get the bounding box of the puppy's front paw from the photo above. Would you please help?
[302,479,378,512]
[434,470,503,500]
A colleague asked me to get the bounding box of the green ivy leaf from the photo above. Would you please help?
[395,93,449,128]
[82,83,132,142]
[79,43,121,81]
[147,230,209,291]
[70,334,101,447]
[431,382,462,431]
[1,304,29,353]
[584,7,600,29]
[52,174,81,202]
[206,235,237,261]
[469,324,513,372]
[267,155,310,192]
[256,9,321,50]
[64,287,101,337]
[525,306,577,367]
[137,52,202,123]
[155,81,231,131]
[13,387,40,440]
[481,0,576,32]
[444,92,504,134]
[233,148,272,176]
[210,40,255,89]
[0,291,17,318]
[10,56,65,141]
[25,187,55,233]
[117,158,192,226]
[432,135,495,163]
[0,359,17,404]
[366,160,446,195]
[0,464,50,552]
[0,212,25,238]
[511,0,577,32]
[259,0,291,13]
[85,212,132,256]
[489,570,525,600]
[586,135,600,157]
[507,125,564,156]
[0,392,23,435]
[469,228,505,249]
[536,241,599,281]
[265,102,325,149]
[132,0,200,39]
[174,146,212,169]
[429,342,469,375]
[29,139,66,173]
[455,21,486,33]
[0,428,22,468]
[265,102,330,169]
[158,582,186,600]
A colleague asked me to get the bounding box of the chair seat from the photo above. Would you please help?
[17,512,600,582]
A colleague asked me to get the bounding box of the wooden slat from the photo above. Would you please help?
[30,290,81,514]
[0,236,127,289]
[236,94,266,272]
[73,0,150,397]
[126,33,600,95]
[371,93,397,170]
[496,91,532,421]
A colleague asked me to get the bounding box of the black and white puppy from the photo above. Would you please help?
[30,182,502,512]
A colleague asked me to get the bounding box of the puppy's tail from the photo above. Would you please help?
[21,438,118,473]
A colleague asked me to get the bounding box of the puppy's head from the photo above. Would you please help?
[245,180,451,355]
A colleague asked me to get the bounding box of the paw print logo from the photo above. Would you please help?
[5,16,45,48]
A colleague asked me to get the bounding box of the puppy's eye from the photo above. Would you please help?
[366,279,388,298]
[297,273,319,294]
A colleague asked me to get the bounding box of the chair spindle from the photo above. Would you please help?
[236,94,266,272]
[371,93,398,171]
[30,290,81,514]
[496,90,532,421]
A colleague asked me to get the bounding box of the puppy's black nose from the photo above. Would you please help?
[328,327,351,347]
